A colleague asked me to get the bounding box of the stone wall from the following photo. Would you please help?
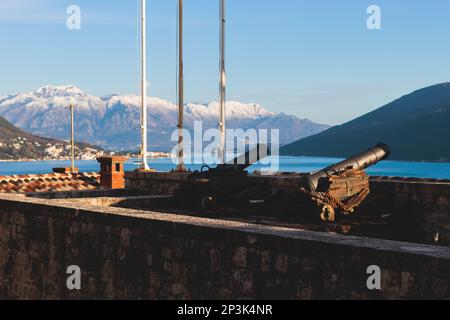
[0,194,449,300]
[366,178,450,246]
[125,172,190,195]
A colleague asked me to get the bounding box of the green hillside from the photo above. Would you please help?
[281,83,450,162]
[0,116,103,160]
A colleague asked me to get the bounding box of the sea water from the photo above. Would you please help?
[1,157,450,179]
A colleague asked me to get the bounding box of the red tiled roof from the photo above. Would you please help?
[0,172,100,194]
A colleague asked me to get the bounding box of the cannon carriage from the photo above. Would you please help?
[174,144,271,210]
[292,143,391,222]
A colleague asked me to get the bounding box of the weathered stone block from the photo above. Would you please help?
[232,247,248,268]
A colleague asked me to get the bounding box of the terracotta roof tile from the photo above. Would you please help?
[0,172,100,194]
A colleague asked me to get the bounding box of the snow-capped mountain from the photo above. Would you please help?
[0,85,329,151]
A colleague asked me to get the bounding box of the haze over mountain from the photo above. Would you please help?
[0,85,329,152]
[281,83,450,162]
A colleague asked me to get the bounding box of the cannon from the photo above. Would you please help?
[174,144,271,211]
[173,142,390,223]
[300,143,391,192]
[291,143,391,222]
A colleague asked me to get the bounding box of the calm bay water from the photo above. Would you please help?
[1,156,450,179]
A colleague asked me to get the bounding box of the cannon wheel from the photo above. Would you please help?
[319,205,335,222]
[200,195,217,210]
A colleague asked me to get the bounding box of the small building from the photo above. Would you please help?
[97,156,128,189]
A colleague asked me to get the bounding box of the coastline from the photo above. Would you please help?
[0,151,173,163]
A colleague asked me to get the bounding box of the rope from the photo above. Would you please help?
[300,187,370,215]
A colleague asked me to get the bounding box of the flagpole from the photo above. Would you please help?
[175,0,186,172]
[70,103,75,173]
[140,0,150,171]
[219,0,227,164]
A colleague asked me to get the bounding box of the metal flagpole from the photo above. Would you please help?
[140,0,150,171]
[175,0,186,172]
[218,0,227,164]
[70,103,75,173]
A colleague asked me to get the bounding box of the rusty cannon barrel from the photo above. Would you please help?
[300,143,391,192]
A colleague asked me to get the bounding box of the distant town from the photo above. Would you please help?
[0,134,171,162]
[0,113,173,162]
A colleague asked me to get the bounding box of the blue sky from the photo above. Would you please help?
[1,0,450,125]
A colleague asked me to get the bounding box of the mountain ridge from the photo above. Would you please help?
[281,83,450,162]
[0,85,330,151]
